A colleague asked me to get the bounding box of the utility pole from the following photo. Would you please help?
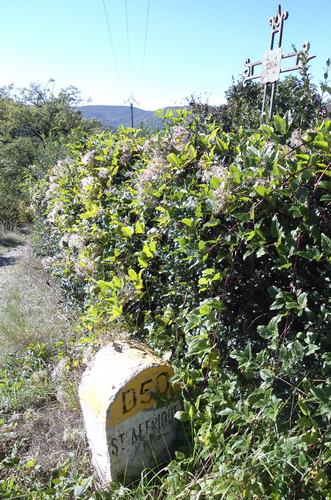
[125,95,138,128]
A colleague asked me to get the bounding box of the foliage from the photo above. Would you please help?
[0,82,99,229]
[33,108,331,497]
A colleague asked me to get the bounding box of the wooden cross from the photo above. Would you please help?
[242,4,315,119]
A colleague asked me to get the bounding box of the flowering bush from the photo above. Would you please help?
[37,114,331,497]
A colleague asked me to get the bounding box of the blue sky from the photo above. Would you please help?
[0,0,330,109]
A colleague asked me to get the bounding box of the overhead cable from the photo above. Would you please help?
[139,0,151,100]
[101,0,123,95]
[125,0,133,95]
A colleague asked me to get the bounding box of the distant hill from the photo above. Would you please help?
[79,101,330,129]
[77,105,165,129]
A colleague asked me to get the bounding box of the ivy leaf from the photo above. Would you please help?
[143,242,154,257]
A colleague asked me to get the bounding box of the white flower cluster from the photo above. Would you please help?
[81,150,96,165]
[81,175,95,191]
[73,255,98,277]
[60,232,85,251]
[45,181,59,201]
[47,201,65,224]
[142,134,173,158]
[135,156,167,202]
[97,167,109,180]
[200,162,230,213]
[53,158,72,174]
[171,125,190,150]
[119,143,132,166]
[200,162,228,184]
[290,129,303,149]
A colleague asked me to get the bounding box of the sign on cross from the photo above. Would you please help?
[242,4,315,119]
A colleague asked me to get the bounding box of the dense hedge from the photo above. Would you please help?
[37,114,331,497]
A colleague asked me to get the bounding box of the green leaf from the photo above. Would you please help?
[181,218,194,227]
[97,280,113,292]
[135,221,144,234]
[274,115,287,135]
[314,140,329,150]
[309,386,330,404]
[187,144,197,161]
[113,276,122,288]
[128,268,138,280]
[74,476,93,497]
[138,255,149,268]
[245,230,256,241]
[187,334,209,355]
[321,233,331,255]
[198,277,208,285]
[167,152,182,168]
[297,292,308,309]
[256,247,266,258]
[257,315,282,340]
[316,180,331,191]
[215,137,229,152]
[121,225,134,237]
[199,303,211,316]
[210,176,221,189]
[260,368,274,381]
[254,185,267,197]
[202,268,216,276]
[143,242,154,257]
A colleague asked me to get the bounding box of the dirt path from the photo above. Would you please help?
[0,230,73,360]
[0,232,27,310]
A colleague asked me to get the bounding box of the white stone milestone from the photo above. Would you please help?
[79,340,179,485]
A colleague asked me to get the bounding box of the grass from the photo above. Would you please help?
[0,231,95,496]
[0,237,73,364]
[0,231,177,498]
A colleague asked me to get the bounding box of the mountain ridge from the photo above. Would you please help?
[77,104,183,129]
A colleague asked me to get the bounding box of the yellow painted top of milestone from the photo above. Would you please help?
[107,365,174,427]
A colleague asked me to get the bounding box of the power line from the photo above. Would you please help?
[101,0,123,95]
[139,0,151,100]
[125,0,133,95]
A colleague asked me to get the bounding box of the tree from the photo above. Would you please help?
[0,82,99,228]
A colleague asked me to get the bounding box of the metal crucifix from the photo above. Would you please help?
[242,4,315,119]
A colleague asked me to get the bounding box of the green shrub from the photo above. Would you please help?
[36,114,331,497]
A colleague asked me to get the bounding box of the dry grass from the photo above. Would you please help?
[0,232,74,364]
[0,230,92,485]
